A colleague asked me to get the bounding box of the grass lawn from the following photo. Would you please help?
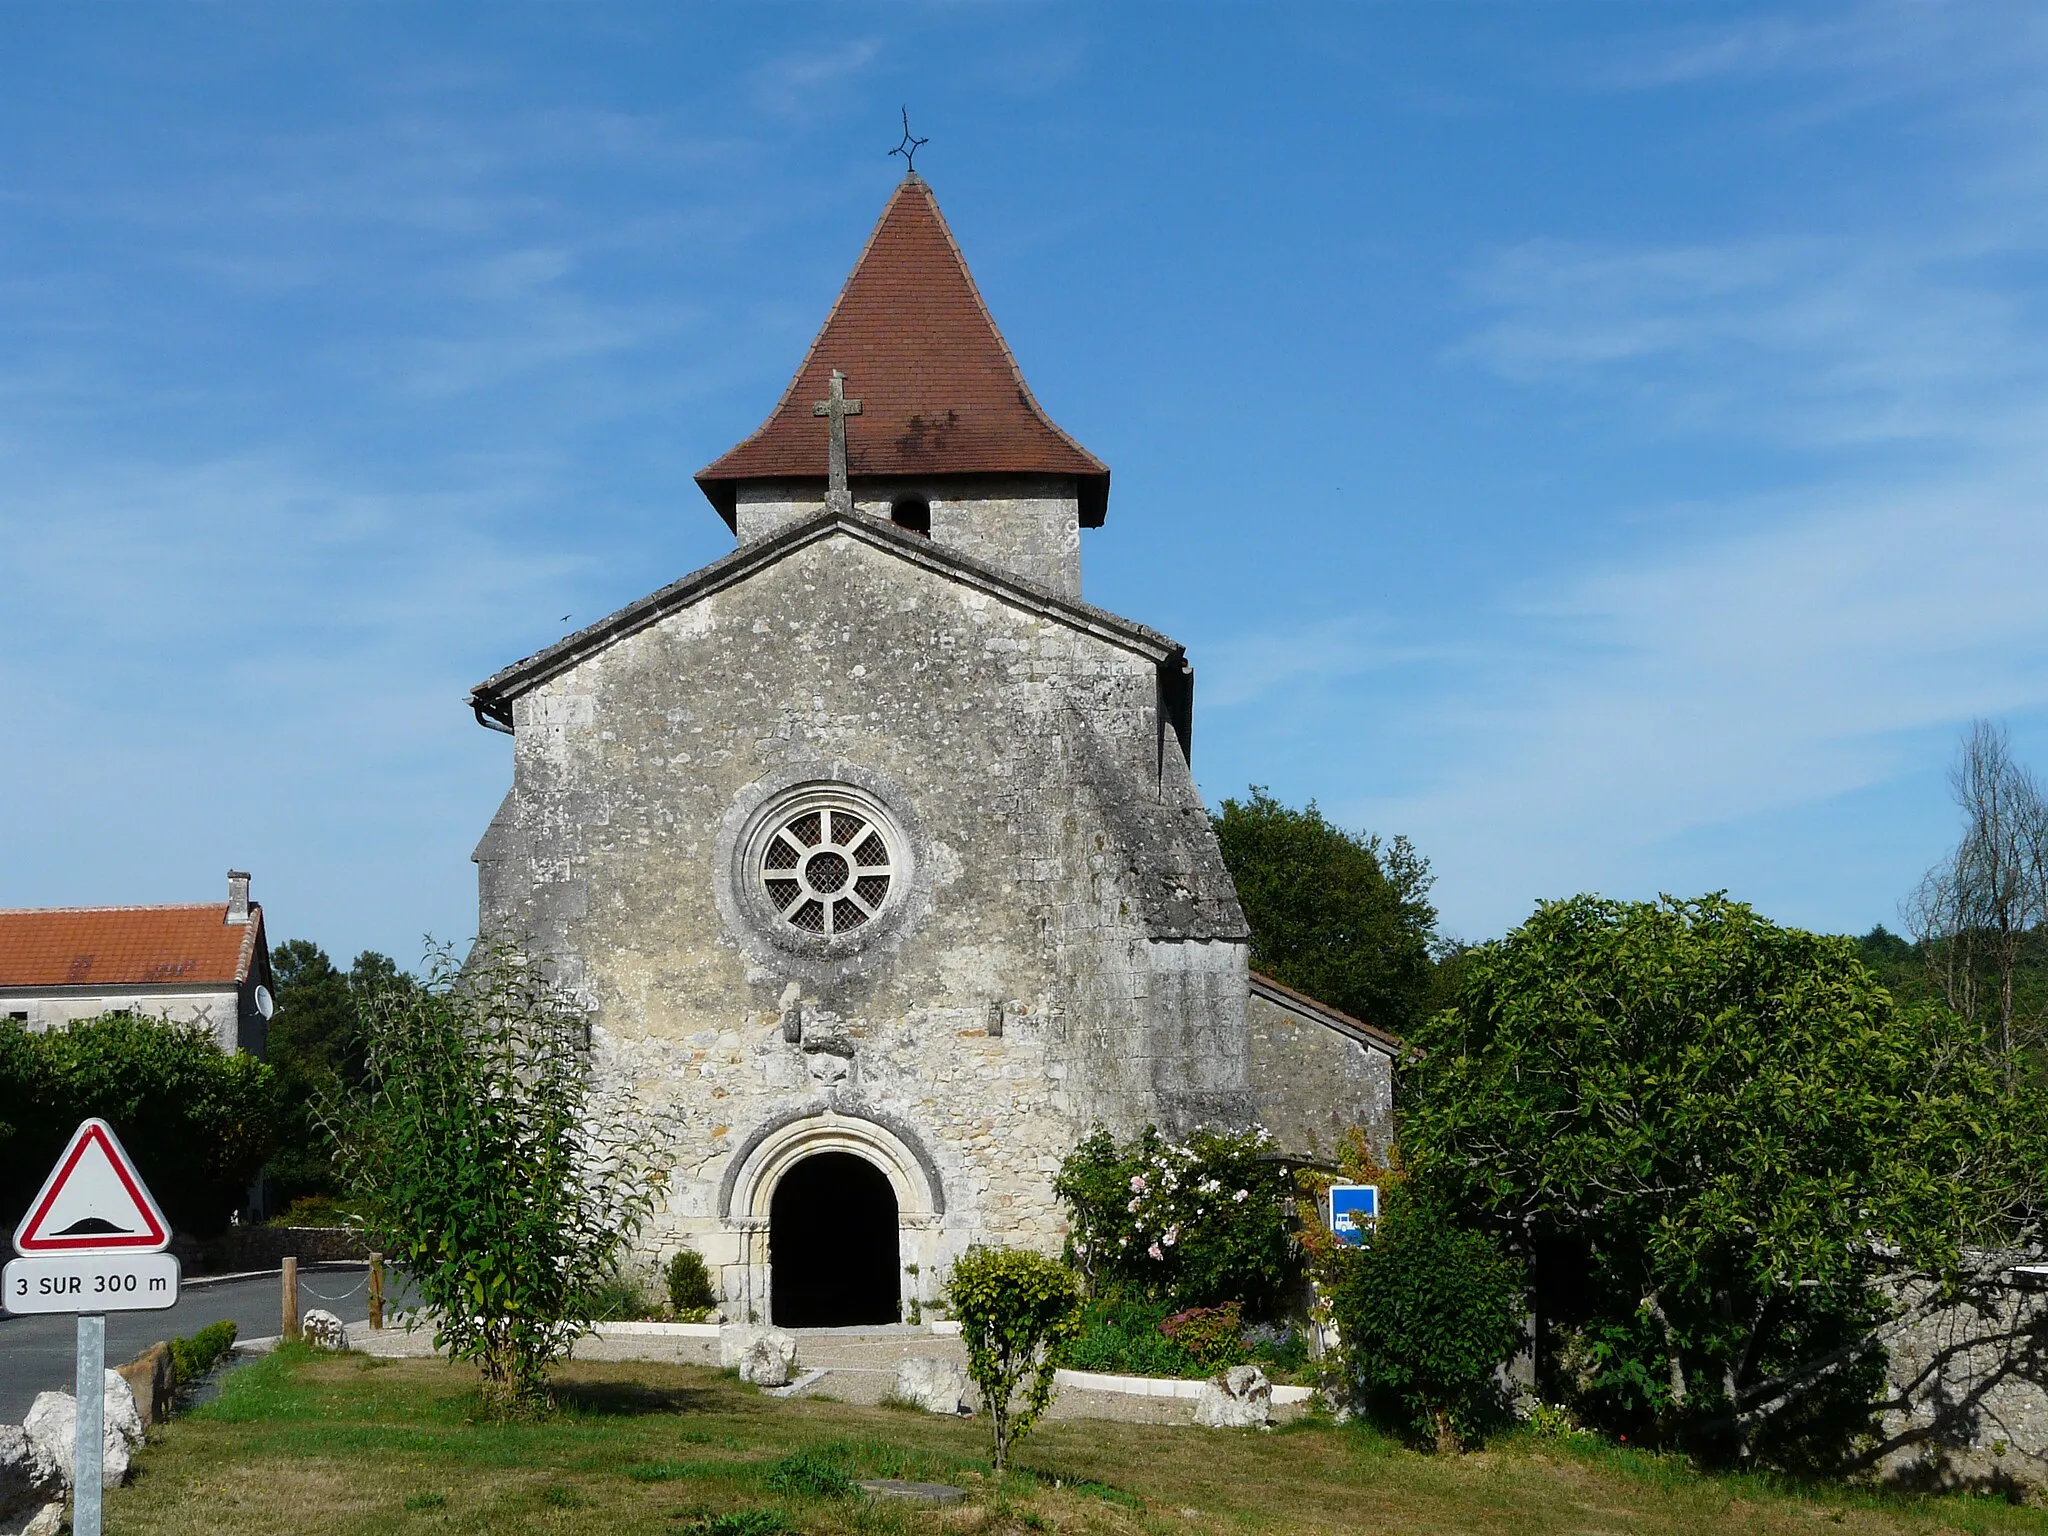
[104,1346,2048,1536]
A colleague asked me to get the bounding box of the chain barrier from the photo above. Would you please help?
[297,1275,370,1302]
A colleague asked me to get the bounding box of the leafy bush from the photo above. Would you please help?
[266,1194,358,1228]
[666,1249,718,1319]
[326,942,669,1415]
[946,1245,1083,1473]
[1329,1185,1525,1452]
[763,1449,855,1499]
[583,1272,652,1322]
[169,1320,238,1385]
[1160,1302,1249,1371]
[0,1014,279,1236]
[1058,1296,1206,1378]
[1055,1124,1296,1316]
[1244,1321,1309,1374]
[1405,893,2028,1466]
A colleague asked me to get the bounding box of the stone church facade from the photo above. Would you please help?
[467,174,1394,1326]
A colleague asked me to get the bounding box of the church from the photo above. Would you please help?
[466,172,1397,1328]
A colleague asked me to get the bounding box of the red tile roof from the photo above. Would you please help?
[697,175,1110,528]
[0,905,264,990]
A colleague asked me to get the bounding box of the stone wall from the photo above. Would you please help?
[1873,1275,2048,1492]
[732,477,1082,595]
[1244,984,1395,1166]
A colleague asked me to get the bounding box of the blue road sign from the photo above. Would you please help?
[1328,1184,1378,1245]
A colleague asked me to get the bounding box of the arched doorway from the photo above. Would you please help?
[770,1151,900,1326]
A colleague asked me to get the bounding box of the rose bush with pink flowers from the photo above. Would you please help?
[1054,1124,1296,1316]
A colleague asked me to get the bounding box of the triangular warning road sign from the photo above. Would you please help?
[13,1118,171,1255]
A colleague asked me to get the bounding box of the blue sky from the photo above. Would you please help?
[4,4,2046,963]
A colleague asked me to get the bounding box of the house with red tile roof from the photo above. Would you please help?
[0,872,273,1055]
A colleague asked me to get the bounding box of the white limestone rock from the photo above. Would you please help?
[0,1501,65,1536]
[893,1355,970,1415]
[302,1309,350,1351]
[0,1423,65,1536]
[1194,1364,1272,1430]
[720,1325,798,1387]
[21,1370,145,1492]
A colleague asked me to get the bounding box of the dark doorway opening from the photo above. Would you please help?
[890,496,931,536]
[770,1151,901,1327]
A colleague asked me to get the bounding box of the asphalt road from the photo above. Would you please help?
[0,1262,401,1421]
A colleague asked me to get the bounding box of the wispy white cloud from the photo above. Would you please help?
[1311,3,2048,934]
[1461,235,2047,452]
[747,40,882,119]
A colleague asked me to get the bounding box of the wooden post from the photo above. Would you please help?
[282,1256,300,1343]
[368,1253,384,1331]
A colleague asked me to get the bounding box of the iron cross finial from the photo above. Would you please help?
[889,107,928,176]
[812,368,863,511]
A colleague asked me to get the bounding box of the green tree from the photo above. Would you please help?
[0,1015,279,1235]
[264,939,413,1203]
[327,942,667,1416]
[1329,1183,1525,1453]
[945,1245,1083,1475]
[1405,893,2030,1468]
[1212,787,1436,1035]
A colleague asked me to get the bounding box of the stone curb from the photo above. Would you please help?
[1054,1367,1314,1404]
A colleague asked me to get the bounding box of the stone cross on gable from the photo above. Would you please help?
[813,368,863,513]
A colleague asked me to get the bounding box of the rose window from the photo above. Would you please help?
[759,805,896,937]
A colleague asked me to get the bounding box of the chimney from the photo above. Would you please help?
[226,870,251,925]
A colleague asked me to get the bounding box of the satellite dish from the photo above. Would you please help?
[254,985,275,1021]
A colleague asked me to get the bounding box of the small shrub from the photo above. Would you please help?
[1159,1302,1249,1371]
[584,1272,651,1322]
[169,1320,238,1385]
[666,1249,719,1319]
[1244,1321,1308,1374]
[763,1449,855,1499]
[1330,1185,1524,1452]
[947,1245,1083,1474]
[1058,1297,1205,1378]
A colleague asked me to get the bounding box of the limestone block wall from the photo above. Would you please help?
[1874,1276,2048,1492]
[732,478,1082,595]
[475,527,1254,1314]
[1244,989,1395,1166]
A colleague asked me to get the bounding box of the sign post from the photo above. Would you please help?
[5,1118,180,1536]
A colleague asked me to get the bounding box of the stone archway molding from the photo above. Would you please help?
[718,1098,946,1221]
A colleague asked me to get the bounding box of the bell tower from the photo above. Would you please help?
[694,174,1109,598]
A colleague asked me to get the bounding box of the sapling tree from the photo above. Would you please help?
[327,942,668,1415]
[945,1245,1083,1474]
